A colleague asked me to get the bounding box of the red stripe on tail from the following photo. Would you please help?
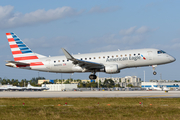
[16,62,44,67]
[10,44,18,48]
[14,56,38,61]
[12,51,22,54]
[30,62,44,66]
[8,38,15,42]
[6,33,11,35]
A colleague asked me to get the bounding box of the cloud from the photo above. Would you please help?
[136,26,149,34]
[89,6,119,13]
[171,38,180,43]
[121,35,145,45]
[119,26,137,35]
[23,36,75,49]
[90,26,153,45]
[119,26,152,35]
[90,45,119,52]
[0,5,83,29]
[151,38,180,50]
[87,26,157,52]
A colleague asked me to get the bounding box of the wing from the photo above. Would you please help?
[61,48,104,69]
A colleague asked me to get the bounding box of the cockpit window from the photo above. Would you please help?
[157,50,166,54]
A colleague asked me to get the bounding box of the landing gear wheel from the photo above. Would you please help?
[89,74,97,79]
[153,71,157,75]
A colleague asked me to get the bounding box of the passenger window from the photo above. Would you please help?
[107,56,109,58]
[58,60,60,62]
[129,54,131,56]
[138,53,140,55]
[81,58,82,60]
[63,60,64,62]
[54,61,56,63]
[116,55,118,57]
[99,57,101,59]
[134,54,136,56]
[85,58,87,60]
[125,54,127,56]
[103,56,105,59]
[94,57,96,59]
[67,60,69,62]
[89,58,91,60]
[121,55,122,57]
[112,56,114,58]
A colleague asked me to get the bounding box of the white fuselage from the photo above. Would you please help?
[25,48,175,73]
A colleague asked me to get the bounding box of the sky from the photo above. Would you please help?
[0,0,179,81]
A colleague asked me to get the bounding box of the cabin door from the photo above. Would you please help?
[148,51,153,60]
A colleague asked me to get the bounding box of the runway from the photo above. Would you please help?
[0,91,180,98]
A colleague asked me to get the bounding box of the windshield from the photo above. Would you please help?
[157,50,166,54]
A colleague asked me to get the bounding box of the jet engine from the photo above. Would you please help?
[104,64,120,74]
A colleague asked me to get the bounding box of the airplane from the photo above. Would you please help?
[162,86,170,91]
[5,32,176,80]
[6,83,23,91]
[0,87,8,91]
[26,82,49,91]
[151,85,162,91]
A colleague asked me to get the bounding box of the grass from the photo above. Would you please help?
[0,98,180,120]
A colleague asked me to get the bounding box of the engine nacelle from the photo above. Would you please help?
[105,64,120,74]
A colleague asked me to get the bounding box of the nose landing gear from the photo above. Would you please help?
[152,65,157,75]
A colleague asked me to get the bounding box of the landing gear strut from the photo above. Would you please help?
[152,65,157,75]
[89,71,97,79]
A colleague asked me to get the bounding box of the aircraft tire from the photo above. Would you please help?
[89,75,97,79]
[153,71,157,75]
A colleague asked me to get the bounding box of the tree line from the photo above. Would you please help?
[0,77,133,88]
[0,77,45,87]
[78,79,122,88]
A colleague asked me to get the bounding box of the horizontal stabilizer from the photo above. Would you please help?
[6,61,30,65]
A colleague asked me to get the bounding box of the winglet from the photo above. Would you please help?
[61,48,74,60]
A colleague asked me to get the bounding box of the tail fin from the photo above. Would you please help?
[6,33,44,67]
[27,82,32,87]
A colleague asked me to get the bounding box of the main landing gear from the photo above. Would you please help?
[153,71,157,75]
[89,74,97,79]
[89,71,97,79]
[152,65,157,75]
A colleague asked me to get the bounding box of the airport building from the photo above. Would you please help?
[97,76,141,87]
[42,84,77,91]
[38,76,141,88]
[141,80,180,89]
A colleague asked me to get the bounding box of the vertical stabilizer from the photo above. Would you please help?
[6,33,44,67]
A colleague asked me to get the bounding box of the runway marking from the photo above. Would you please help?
[139,95,171,98]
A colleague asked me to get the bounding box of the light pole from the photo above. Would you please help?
[98,72,99,89]
[144,70,145,82]
[61,73,62,91]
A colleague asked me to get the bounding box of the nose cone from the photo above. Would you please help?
[169,56,176,62]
